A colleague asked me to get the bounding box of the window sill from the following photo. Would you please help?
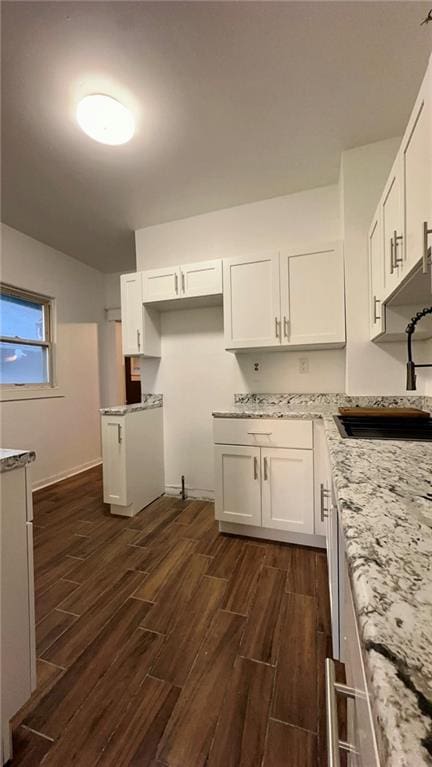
[0,386,65,402]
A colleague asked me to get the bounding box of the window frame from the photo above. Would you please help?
[0,282,55,390]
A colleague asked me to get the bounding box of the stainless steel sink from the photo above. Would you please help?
[334,415,432,442]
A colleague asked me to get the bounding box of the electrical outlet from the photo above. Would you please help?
[299,357,309,374]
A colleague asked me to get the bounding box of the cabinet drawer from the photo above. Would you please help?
[213,418,312,449]
[341,560,380,766]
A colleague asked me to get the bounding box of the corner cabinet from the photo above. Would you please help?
[223,243,345,351]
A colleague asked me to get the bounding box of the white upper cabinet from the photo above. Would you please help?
[368,212,385,340]
[181,259,222,297]
[402,65,432,277]
[223,247,345,351]
[142,260,222,304]
[120,273,161,357]
[142,265,182,303]
[223,253,281,349]
[280,243,345,348]
[382,157,404,297]
[368,55,432,314]
[121,273,144,355]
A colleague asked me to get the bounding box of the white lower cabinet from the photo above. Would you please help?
[214,444,261,526]
[214,418,324,544]
[1,464,36,764]
[261,448,314,533]
[325,555,381,767]
[101,408,164,517]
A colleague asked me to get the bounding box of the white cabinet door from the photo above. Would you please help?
[382,160,404,297]
[214,444,261,526]
[402,66,432,276]
[261,448,314,533]
[313,421,332,537]
[180,259,222,297]
[101,418,127,506]
[223,253,281,349]
[120,273,143,355]
[368,213,385,340]
[280,243,345,347]
[1,468,34,763]
[142,265,181,303]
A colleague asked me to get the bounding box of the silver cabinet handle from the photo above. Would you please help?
[320,483,330,522]
[108,423,122,444]
[137,329,141,349]
[274,317,281,339]
[390,237,395,274]
[174,273,179,294]
[181,271,185,293]
[373,295,381,323]
[325,659,357,767]
[393,229,403,267]
[423,221,432,274]
[253,456,258,480]
[263,456,268,481]
[283,316,289,338]
[247,431,272,436]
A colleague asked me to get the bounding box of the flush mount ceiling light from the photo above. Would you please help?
[76,94,134,145]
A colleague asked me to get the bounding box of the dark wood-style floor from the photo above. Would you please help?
[10,465,336,767]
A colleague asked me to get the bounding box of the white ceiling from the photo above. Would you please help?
[2,1,431,272]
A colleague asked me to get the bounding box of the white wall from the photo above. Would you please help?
[1,224,105,488]
[137,186,344,495]
[141,305,345,497]
[136,185,339,269]
[340,137,432,396]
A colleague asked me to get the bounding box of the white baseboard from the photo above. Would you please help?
[32,458,102,491]
[164,484,215,502]
[219,521,326,549]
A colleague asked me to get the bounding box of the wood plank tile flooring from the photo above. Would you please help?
[10,465,336,767]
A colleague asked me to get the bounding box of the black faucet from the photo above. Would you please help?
[406,306,432,390]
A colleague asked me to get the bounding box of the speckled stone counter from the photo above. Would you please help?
[100,393,162,416]
[0,448,36,472]
[213,393,432,766]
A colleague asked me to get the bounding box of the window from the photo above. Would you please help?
[0,284,54,387]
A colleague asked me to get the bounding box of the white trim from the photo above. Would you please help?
[219,520,326,549]
[165,484,215,502]
[0,386,65,402]
[32,458,102,491]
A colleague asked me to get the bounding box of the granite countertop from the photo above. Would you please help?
[213,393,432,766]
[0,448,36,472]
[100,393,163,416]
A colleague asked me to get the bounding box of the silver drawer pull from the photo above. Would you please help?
[253,456,258,480]
[373,295,381,324]
[247,431,272,436]
[393,229,403,267]
[263,456,268,481]
[108,423,122,444]
[320,483,330,522]
[325,659,357,767]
